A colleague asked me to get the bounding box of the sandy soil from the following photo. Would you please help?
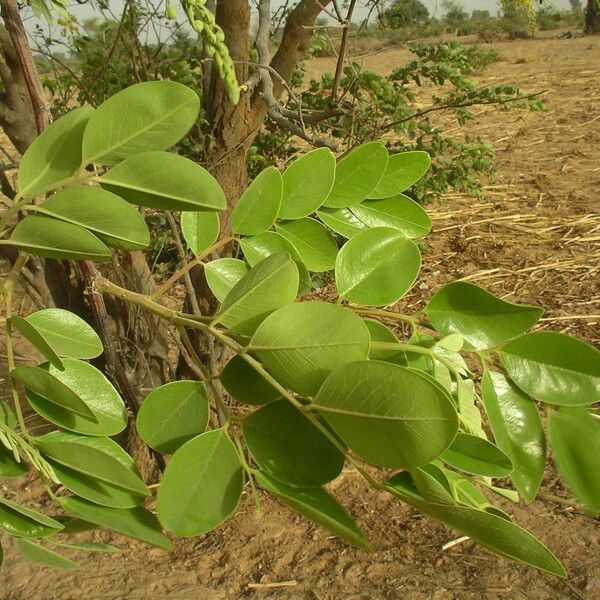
[1,34,600,600]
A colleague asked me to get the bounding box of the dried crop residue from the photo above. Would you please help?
[1,35,599,600]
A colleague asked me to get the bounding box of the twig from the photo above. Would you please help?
[330,0,357,102]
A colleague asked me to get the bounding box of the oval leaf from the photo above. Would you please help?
[314,360,458,468]
[387,477,565,577]
[499,332,600,406]
[441,432,513,477]
[369,151,431,199]
[220,354,280,406]
[59,496,171,550]
[100,151,226,211]
[34,431,149,496]
[214,253,299,335]
[276,218,338,272]
[156,429,243,536]
[335,227,421,306]
[425,282,543,351]
[323,142,388,208]
[316,207,367,239]
[25,359,127,436]
[204,258,249,303]
[481,371,545,502]
[136,380,209,454]
[243,400,344,488]
[231,166,282,235]
[45,434,148,509]
[11,365,95,420]
[9,316,64,370]
[22,308,103,361]
[16,539,81,570]
[9,215,111,261]
[82,80,200,165]
[250,301,371,396]
[547,406,600,515]
[180,211,220,255]
[18,106,94,199]
[0,496,63,538]
[34,187,149,250]
[279,148,336,219]
[350,194,432,238]
[256,472,372,551]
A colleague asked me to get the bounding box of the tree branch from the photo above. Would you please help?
[0,0,48,134]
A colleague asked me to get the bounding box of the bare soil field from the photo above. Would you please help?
[1,34,599,600]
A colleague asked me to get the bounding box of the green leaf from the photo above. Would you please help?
[25,359,127,437]
[11,365,96,420]
[444,469,490,509]
[44,434,147,509]
[387,476,565,577]
[21,308,103,361]
[279,148,336,219]
[231,166,282,235]
[8,216,111,261]
[0,496,63,538]
[82,80,199,165]
[156,429,243,536]
[547,406,600,515]
[411,465,455,504]
[350,195,431,238]
[16,539,81,570]
[250,301,370,396]
[204,258,249,303]
[214,253,299,335]
[48,541,119,553]
[136,380,209,454]
[323,142,388,208]
[369,151,431,199]
[335,227,421,306]
[256,472,372,551]
[220,354,280,406]
[425,282,543,351]
[239,231,301,267]
[316,207,366,239]
[441,433,513,477]
[59,496,171,550]
[481,371,545,502]
[34,431,149,496]
[242,400,344,488]
[276,218,338,272]
[33,187,149,251]
[0,444,28,477]
[364,319,407,365]
[239,231,312,294]
[499,332,600,406]
[180,211,220,255]
[100,151,226,211]
[314,360,458,468]
[10,316,64,370]
[18,106,94,199]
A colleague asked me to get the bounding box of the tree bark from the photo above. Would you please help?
[585,0,600,33]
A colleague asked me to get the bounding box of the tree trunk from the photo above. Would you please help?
[585,0,600,33]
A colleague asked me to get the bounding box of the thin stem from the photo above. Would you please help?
[1,252,29,435]
[349,307,416,325]
[0,196,29,230]
[95,275,381,488]
[151,236,234,299]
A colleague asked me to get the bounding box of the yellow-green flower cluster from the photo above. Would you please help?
[177,0,240,104]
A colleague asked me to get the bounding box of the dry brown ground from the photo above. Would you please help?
[1,34,600,600]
